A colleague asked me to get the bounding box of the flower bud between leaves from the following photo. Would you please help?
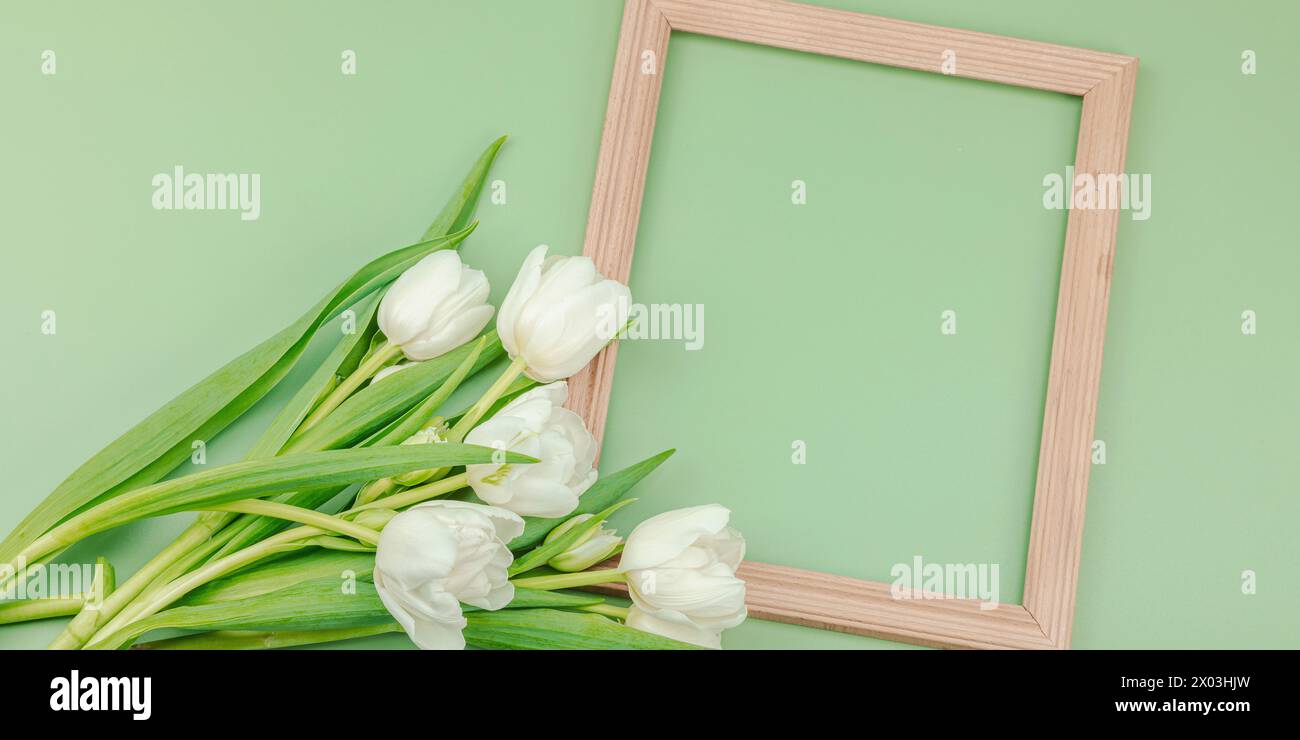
[393,424,447,487]
[352,508,397,532]
[544,514,623,572]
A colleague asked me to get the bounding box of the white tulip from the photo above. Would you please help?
[373,501,524,650]
[620,504,747,649]
[379,250,494,361]
[497,245,631,383]
[465,381,597,518]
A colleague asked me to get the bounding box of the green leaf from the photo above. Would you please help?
[10,444,535,570]
[182,550,378,606]
[509,449,675,551]
[114,580,599,651]
[422,135,507,240]
[465,608,699,650]
[508,498,636,577]
[97,577,395,649]
[132,624,404,650]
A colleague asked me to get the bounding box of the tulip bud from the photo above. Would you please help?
[352,508,398,532]
[497,245,631,383]
[378,250,494,361]
[544,513,595,545]
[548,527,623,573]
[393,424,447,487]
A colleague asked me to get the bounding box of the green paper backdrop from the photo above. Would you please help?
[1,0,1295,649]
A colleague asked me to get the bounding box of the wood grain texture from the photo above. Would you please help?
[571,0,1138,649]
[566,0,670,451]
[654,0,1132,94]
[1022,58,1139,649]
[592,559,1055,649]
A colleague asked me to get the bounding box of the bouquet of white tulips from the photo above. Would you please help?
[0,138,747,651]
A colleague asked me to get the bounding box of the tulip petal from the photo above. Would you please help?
[626,606,723,649]
[400,303,494,360]
[464,380,594,519]
[517,279,629,382]
[407,500,526,543]
[374,508,460,590]
[378,250,464,346]
[619,504,734,572]
[497,245,547,358]
[627,566,747,621]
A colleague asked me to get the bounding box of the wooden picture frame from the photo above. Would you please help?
[567,0,1138,649]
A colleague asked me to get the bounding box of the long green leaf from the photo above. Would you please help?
[11,444,534,570]
[133,624,404,650]
[112,577,600,650]
[182,550,378,606]
[99,577,395,648]
[465,608,699,650]
[422,135,506,240]
[509,449,675,551]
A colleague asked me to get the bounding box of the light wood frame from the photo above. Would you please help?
[568,0,1138,649]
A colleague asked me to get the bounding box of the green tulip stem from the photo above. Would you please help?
[84,472,470,648]
[299,340,404,431]
[345,473,469,514]
[510,569,627,591]
[0,596,86,625]
[447,355,528,443]
[205,500,382,545]
[47,515,229,649]
[85,525,326,649]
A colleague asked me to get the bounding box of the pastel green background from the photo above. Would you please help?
[1,0,1295,649]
